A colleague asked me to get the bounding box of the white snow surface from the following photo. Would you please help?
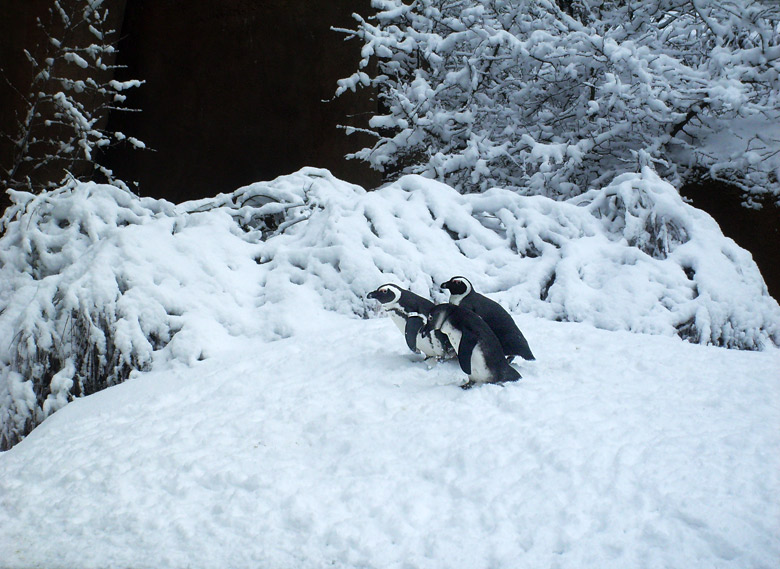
[1,167,779,567]
[1,310,779,569]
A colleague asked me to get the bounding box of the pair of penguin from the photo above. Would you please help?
[368,277,535,389]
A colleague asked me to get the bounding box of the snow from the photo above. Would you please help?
[63,51,89,69]
[1,168,779,567]
[1,309,778,569]
[2,167,779,445]
[682,114,780,204]
[337,0,780,199]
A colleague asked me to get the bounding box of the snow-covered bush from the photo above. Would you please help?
[238,168,779,348]
[335,0,780,203]
[2,168,778,448]
[0,183,265,449]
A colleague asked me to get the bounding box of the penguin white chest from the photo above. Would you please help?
[440,321,462,352]
[416,332,439,358]
[388,310,407,334]
[468,345,492,383]
[441,321,492,383]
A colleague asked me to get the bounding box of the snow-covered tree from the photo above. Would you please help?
[1,0,145,194]
[336,0,780,204]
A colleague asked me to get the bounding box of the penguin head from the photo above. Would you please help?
[367,283,403,307]
[441,276,472,304]
[421,303,453,337]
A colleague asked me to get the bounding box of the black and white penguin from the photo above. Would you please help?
[367,284,454,360]
[441,276,535,361]
[422,303,520,389]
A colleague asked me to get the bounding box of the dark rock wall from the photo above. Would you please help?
[0,0,50,170]
[680,180,779,300]
[103,0,380,202]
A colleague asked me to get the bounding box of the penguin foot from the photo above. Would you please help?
[460,380,476,390]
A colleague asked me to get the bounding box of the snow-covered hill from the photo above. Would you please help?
[1,168,779,567]
[1,307,778,569]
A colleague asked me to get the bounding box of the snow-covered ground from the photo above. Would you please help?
[1,305,778,569]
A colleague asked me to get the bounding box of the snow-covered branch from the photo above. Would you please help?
[336,0,780,202]
[1,0,145,194]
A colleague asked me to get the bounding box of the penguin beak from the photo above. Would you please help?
[440,280,452,291]
[367,290,379,300]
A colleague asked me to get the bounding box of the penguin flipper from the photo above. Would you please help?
[457,332,478,375]
[405,316,425,353]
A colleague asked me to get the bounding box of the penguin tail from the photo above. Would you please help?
[510,335,535,361]
[507,349,534,361]
[503,365,522,383]
[518,345,535,361]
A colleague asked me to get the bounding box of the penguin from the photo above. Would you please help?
[367,284,454,360]
[441,276,535,361]
[421,303,521,389]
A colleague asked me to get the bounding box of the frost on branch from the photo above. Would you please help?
[1,168,778,448]
[1,0,145,194]
[336,0,780,203]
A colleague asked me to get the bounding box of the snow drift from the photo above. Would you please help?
[1,167,778,448]
[1,311,778,569]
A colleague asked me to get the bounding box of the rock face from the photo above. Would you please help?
[102,0,380,201]
[680,179,779,301]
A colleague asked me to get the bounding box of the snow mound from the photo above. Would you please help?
[0,183,266,448]
[1,168,778,448]
[230,167,779,346]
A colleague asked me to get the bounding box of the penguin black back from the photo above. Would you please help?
[441,276,535,361]
[423,304,521,387]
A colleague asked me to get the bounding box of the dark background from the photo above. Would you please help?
[1,0,777,298]
[102,0,381,202]
[0,0,380,203]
